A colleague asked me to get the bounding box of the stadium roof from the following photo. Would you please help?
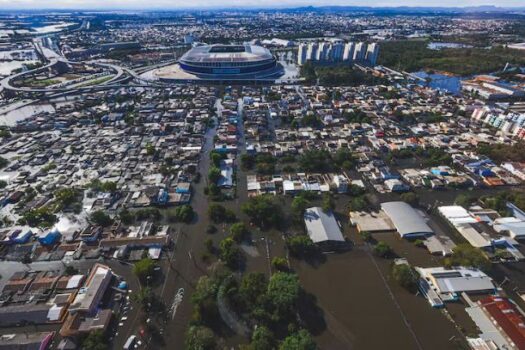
[381,201,434,238]
[180,44,273,63]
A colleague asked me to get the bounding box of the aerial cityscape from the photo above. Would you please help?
[0,3,525,350]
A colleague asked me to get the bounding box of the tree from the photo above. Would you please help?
[101,181,117,193]
[239,272,268,309]
[272,257,288,271]
[291,196,310,220]
[286,235,317,257]
[209,204,227,223]
[333,149,355,170]
[241,154,256,170]
[19,207,57,228]
[219,237,242,269]
[132,286,154,310]
[400,192,419,206]
[242,195,282,228]
[267,272,301,322]
[168,205,195,223]
[373,241,392,258]
[321,193,335,212]
[249,326,275,350]
[392,264,418,292]
[185,325,216,350]
[81,330,108,350]
[90,210,112,227]
[298,150,332,172]
[230,222,249,242]
[119,209,135,225]
[455,193,476,208]
[191,276,220,324]
[280,329,317,350]
[54,187,79,208]
[210,151,224,168]
[444,244,490,270]
[208,166,221,184]
[349,196,367,212]
[146,143,156,156]
[133,257,156,283]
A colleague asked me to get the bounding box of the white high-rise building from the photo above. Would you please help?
[365,43,379,66]
[297,43,308,65]
[306,42,318,62]
[297,41,379,65]
[343,42,355,62]
[316,42,328,61]
[353,42,367,62]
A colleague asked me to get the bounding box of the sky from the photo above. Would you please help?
[0,0,523,10]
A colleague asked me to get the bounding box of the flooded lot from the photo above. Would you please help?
[293,228,466,350]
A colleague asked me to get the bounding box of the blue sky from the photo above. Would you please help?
[0,0,523,10]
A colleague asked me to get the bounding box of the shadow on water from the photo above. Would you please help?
[298,291,327,336]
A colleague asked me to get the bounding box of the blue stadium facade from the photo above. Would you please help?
[179,44,280,79]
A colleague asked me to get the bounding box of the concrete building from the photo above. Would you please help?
[365,43,379,66]
[297,43,308,65]
[417,266,496,300]
[342,42,355,62]
[353,42,367,62]
[68,264,112,315]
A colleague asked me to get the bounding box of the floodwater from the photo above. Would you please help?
[428,42,473,50]
[0,103,55,126]
[293,215,465,350]
[413,71,462,95]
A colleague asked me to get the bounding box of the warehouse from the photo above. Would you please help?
[380,201,434,238]
[304,207,345,249]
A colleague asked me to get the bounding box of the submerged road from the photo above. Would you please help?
[159,106,220,348]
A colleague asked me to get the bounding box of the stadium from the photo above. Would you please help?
[177,44,281,80]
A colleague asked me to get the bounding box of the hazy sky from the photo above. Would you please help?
[0,0,523,10]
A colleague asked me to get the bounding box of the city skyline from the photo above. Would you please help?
[1,0,525,10]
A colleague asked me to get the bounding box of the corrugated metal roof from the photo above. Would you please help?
[381,201,434,237]
[304,207,344,243]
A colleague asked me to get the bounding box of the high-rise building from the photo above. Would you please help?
[332,42,345,62]
[316,42,328,61]
[296,41,379,66]
[297,43,308,65]
[306,43,318,62]
[353,42,367,62]
[365,43,379,66]
[343,42,355,62]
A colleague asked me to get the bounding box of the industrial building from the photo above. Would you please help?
[466,296,525,350]
[416,266,496,301]
[304,207,345,248]
[380,201,434,238]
